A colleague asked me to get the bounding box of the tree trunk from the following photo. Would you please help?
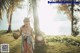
[32,0,40,41]
[0,9,2,19]
[7,14,12,33]
[31,0,46,53]
[7,8,13,33]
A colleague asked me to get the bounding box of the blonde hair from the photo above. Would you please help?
[23,18,30,22]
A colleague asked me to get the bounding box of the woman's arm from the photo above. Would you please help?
[19,27,22,36]
[31,28,35,40]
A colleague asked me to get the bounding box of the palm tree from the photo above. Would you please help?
[0,0,23,32]
[32,0,40,36]
[28,0,41,41]
[58,4,72,20]
[31,0,46,53]
[0,0,8,19]
[57,0,80,36]
[6,0,23,32]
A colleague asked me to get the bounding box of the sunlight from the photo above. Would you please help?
[37,0,71,35]
[0,0,71,35]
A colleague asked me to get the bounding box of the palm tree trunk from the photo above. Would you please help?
[7,8,13,33]
[0,9,2,19]
[31,0,46,53]
[7,13,12,32]
[32,0,40,41]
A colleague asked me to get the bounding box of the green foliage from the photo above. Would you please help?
[58,0,80,36]
[0,32,80,53]
[46,36,80,46]
[0,0,23,19]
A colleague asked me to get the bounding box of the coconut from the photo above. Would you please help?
[13,32,20,39]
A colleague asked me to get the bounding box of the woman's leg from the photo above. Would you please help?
[27,44,33,53]
[24,41,28,53]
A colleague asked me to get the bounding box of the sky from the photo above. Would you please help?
[0,0,71,35]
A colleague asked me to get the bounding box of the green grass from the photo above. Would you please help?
[46,42,80,53]
[44,36,80,53]
[0,31,80,53]
[0,31,21,53]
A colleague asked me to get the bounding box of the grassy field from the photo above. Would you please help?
[0,31,80,53]
[45,36,80,53]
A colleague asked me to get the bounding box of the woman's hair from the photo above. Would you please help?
[23,18,30,22]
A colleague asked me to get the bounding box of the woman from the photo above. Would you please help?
[20,18,34,53]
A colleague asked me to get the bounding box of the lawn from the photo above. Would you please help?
[0,31,80,53]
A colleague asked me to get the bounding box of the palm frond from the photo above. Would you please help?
[58,4,72,20]
[0,0,23,19]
